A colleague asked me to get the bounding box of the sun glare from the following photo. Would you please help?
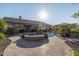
[38,9,49,22]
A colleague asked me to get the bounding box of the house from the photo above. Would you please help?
[3,16,51,32]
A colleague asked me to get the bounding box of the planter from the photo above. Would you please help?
[0,39,11,56]
[66,38,79,45]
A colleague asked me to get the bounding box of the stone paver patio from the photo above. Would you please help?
[3,36,73,56]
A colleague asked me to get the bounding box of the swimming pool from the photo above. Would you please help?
[19,32,55,37]
[47,32,55,37]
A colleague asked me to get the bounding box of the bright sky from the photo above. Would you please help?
[0,3,79,25]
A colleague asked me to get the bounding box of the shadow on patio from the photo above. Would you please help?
[16,38,49,48]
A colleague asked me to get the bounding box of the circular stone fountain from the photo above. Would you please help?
[21,34,46,41]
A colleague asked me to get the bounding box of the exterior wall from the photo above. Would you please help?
[8,22,34,32]
[7,22,51,32]
[43,25,51,31]
[3,17,51,32]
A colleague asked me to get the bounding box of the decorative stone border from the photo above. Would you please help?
[0,39,11,56]
[65,37,79,45]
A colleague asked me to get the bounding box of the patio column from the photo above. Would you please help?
[27,25,30,32]
[28,25,31,32]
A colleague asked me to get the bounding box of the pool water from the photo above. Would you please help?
[19,32,55,37]
[47,32,55,37]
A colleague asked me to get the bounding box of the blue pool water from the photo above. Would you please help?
[47,32,55,37]
[18,32,55,37]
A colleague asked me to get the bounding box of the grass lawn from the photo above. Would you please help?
[74,50,79,56]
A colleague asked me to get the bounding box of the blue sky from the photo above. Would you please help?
[0,3,79,25]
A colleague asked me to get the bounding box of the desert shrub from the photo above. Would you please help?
[0,19,8,33]
[74,50,79,56]
[0,33,6,39]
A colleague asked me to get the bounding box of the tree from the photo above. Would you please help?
[0,19,8,33]
[74,26,79,32]
[52,23,72,37]
[58,27,71,37]
[72,11,79,32]
[72,11,79,19]
[0,19,8,39]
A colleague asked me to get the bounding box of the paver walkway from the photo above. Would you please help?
[3,36,73,56]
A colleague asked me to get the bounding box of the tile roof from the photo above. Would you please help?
[3,17,50,26]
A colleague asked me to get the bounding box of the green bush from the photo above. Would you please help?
[6,27,17,35]
[0,33,6,39]
[0,19,8,32]
[74,50,79,56]
[58,27,71,37]
[74,26,79,32]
